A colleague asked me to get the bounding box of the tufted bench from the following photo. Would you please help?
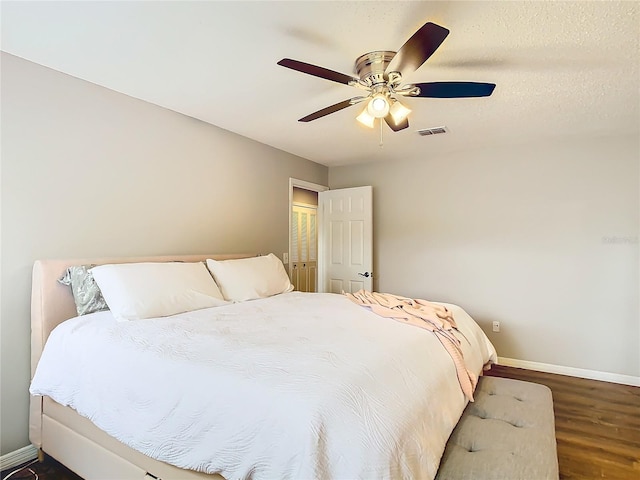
[435,376,559,480]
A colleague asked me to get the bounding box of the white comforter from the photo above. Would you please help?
[31,292,497,480]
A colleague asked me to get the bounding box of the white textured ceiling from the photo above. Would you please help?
[2,1,638,167]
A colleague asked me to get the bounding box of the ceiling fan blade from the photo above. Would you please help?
[385,22,450,77]
[299,97,365,122]
[278,58,359,86]
[412,81,496,98]
[384,114,409,132]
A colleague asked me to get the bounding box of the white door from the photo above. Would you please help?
[318,186,373,293]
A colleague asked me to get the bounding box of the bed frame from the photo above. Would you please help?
[30,254,559,480]
[30,253,254,480]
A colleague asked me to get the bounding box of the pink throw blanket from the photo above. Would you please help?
[345,290,477,402]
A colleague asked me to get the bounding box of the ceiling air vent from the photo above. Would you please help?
[417,126,448,136]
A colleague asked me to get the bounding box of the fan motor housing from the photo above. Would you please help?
[355,51,396,86]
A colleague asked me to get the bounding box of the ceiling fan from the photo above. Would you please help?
[277,21,496,133]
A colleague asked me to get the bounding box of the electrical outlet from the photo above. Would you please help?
[492,321,500,333]
[282,253,289,264]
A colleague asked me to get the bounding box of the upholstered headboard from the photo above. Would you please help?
[29,253,254,447]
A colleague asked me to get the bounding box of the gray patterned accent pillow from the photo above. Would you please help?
[58,265,109,316]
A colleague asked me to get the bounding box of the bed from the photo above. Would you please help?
[29,253,497,480]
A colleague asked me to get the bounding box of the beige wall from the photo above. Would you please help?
[0,53,327,454]
[330,135,639,378]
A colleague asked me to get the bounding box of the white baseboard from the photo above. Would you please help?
[498,357,640,386]
[0,444,38,472]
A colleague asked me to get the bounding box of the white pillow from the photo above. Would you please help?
[91,262,227,321]
[206,254,294,302]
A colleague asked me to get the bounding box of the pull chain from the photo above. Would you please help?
[379,118,384,147]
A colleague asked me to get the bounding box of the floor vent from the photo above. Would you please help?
[417,126,448,136]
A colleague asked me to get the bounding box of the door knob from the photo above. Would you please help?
[358,272,371,278]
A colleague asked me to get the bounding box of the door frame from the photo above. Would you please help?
[288,178,329,290]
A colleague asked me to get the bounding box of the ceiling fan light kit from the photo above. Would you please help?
[277,21,496,139]
[367,93,390,118]
[389,100,412,124]
[356,108,376,128]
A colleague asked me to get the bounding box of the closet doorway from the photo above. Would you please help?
[288,179,328,292]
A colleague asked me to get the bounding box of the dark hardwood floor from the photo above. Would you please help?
[3,365,638,480]
[1,455,80,480]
